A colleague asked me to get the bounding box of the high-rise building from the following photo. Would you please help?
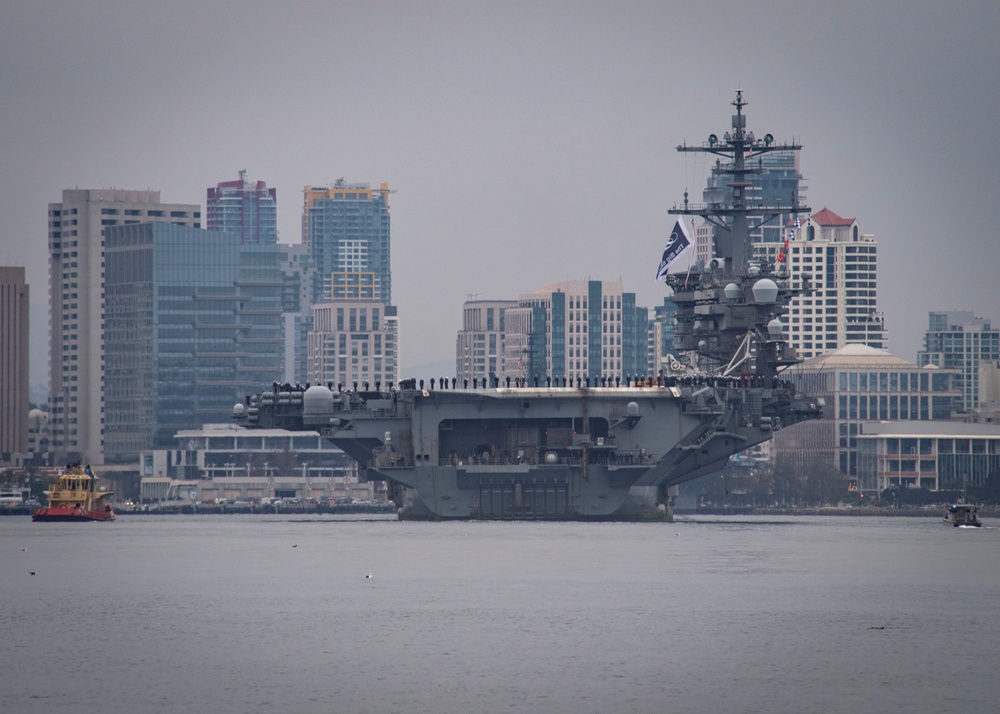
[0,267,29,460]
[48,189,201,464]
[279,244,316,384]
[978,362,1000,418]
[647,297,677,375]
[917,310,1000,413]
[703,149,806,266]
[302,181,397,389]
[456,300,518,385]
[102,223,283,462]
[511,280,648,384]
[782,208,885,360]
[692,221,714,269]
[455,282,649,387]
[206,171,277,244]
[501,305,547,384]
[307,300,398,389]
[302,181,392,304]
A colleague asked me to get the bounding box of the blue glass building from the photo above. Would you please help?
[103,223,283,462]
[649,298,678,371]
[279,244,316,384]
[703,150,804,261]
[303,183,391,304]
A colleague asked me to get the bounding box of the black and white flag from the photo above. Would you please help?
[655,218,691,282]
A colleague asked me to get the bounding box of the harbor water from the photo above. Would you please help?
[2,514,997,713]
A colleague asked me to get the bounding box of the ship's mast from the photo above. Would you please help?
[665,91,810,379]
[671,90,807,275]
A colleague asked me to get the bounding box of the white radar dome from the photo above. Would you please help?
[303,385,335,421]
[752,278,779,304]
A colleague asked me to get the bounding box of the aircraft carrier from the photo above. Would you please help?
[234,92,822,519]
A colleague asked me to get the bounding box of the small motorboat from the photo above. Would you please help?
[944,503,982,528]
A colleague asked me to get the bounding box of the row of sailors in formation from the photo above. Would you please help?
[273,373,792,394]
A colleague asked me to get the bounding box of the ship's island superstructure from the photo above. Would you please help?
[234,92,822,519]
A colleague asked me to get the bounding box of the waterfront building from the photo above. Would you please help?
[856,421,1000,493]
[782,208,885,360]
[206,170,277,244]
[456,300,518,385]
[512,280,648,385]
[917,310,1000,413]
[777,344,962,477]
[48,189,200,464]
[139,474,378,504]
[0,267,29,461]
[137,423,370,502]
[102,223,283,462]
[307,298,398,389]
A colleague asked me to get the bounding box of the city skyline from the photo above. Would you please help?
[3,2,999,389]
[46,190,202,464]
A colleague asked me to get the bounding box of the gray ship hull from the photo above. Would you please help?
[239,383,820,520]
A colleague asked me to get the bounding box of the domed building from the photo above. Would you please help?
[777,344,963,485]
[27,408,49,456]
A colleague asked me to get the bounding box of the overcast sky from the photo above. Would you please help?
[3,0,998,388]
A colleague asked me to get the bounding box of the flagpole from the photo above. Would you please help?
[684,241,694,290]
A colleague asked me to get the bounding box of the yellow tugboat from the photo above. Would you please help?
[32,464,115,522]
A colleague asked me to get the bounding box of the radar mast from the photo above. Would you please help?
[665,91,811,382]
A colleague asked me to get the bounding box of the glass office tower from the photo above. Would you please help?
[103,223,283,461]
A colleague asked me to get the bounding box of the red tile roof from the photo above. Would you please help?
[810,207,854,226]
